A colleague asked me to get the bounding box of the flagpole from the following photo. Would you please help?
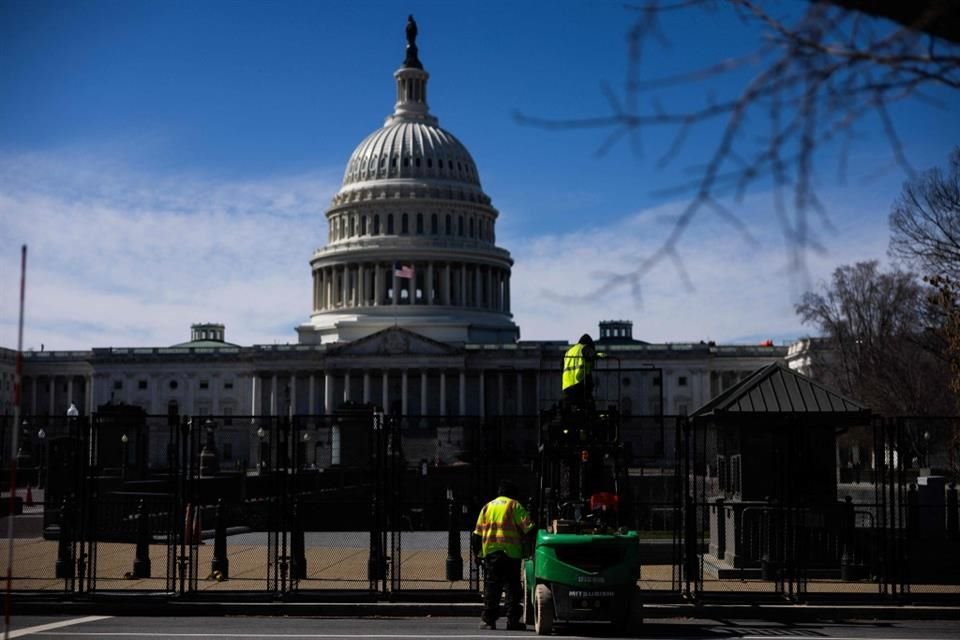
[5,245,27,640]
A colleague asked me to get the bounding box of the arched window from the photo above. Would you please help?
[416,214,423,234]
[360,215,367,235]
[387,214,395,234]
[458,216,464,236]
[401,213,409,234]
[469,217,475,238]
[431,214,438,234]
[373,215,380,235]
[445,214,451,235]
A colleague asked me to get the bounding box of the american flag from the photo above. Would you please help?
[394,262,415,279]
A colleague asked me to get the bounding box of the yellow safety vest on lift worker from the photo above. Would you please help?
[562,343,591,391]
[473,496,534,559]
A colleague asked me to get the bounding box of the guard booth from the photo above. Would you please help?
[691,363,871,593]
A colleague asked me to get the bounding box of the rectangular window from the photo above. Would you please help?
[224,381,233,390]
[113,380,123,391]
[223,406,233,426]
[138,380,148,390]
[199,381,209,390]
[678,376,688,387]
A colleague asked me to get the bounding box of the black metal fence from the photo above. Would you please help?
[1,412,958,604]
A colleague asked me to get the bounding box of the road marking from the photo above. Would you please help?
[20,635,535,639]
[5,616,112,638]
[742,637,941,640]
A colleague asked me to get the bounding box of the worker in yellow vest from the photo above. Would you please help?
[562,333,601,408]
[472,480,535,631]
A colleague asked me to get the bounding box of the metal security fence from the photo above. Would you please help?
[2,411,959,605]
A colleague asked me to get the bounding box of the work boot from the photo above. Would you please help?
[506,621,526,631]
[479,620,496,630]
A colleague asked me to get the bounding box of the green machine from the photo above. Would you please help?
[522,402,643,635]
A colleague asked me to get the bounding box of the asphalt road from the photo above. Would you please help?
[2,616,959,640]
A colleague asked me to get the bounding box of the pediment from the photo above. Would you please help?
[329,327,460,357]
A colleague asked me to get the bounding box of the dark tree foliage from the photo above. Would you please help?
[795,261,952,416]
[520,0,960,300]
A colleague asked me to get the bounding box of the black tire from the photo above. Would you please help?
[523,572,534,625]
[534,583,554,636]
[615,588,644,636]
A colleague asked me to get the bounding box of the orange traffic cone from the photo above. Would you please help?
[25,485,33,507]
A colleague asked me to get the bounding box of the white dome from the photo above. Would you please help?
[299,17,518,347]
[342,121,480,188]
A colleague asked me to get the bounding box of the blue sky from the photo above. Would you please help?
[2,0,958,350]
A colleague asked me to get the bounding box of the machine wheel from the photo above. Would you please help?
[522,572,534,625]
[534,583,554,636]
[615,588,644,636]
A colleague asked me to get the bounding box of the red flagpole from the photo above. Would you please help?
[5,245,27,639]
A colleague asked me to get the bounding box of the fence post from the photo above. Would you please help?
[291,500,306,581]
[761,500,776,581]
[368,497,386,582]
[211,498,229,580]
[945,482,958,541]
[132,499,151,578]
[840,495,856,581]
[684,493,698,586]
[55,496,74,579]
[908,483,920,532]
[446,491,463,581]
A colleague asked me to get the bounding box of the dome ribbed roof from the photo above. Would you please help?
[342,121,480,187]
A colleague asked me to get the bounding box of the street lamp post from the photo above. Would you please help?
[302,431,311,469]
[199,419,219,478]
[37,427,46,490]
[257,426,268,474]
[121,433,129,482]
[16,419,33,476]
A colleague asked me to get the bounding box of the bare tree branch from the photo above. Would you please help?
[518,0,960,302]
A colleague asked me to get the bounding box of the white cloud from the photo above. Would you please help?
[0,151,338,350]
[506,192,893,344]
[0,149,897,351]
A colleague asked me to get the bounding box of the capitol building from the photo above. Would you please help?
[0,20,787,467]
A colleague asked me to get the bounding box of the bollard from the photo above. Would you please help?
[55,497,74,579]
[132,499,152,578]
[211,499,229,580]
[291,501,306,581]
[445,496,463,581]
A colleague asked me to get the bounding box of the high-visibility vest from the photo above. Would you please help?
[473,496,533,559]
[562,343,591,391]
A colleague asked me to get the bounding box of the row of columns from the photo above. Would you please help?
[250,368,531,419]
[312,261,510,313]
[22,374,92,417]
